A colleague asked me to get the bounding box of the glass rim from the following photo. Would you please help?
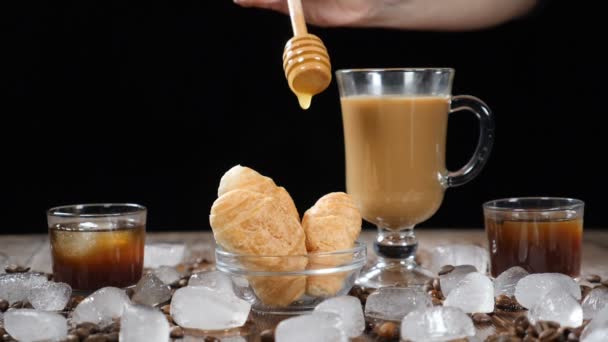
[483,197,584,212]
[335,67,455,75]
[47,203,147,218]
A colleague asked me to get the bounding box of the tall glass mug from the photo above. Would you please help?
[336,68,495,288]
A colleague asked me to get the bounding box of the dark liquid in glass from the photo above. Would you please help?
[486,217,582,277]
[50,221,145,291]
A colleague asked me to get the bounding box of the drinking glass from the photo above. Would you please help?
[336,68,494,288]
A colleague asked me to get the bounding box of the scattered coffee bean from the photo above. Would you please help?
[204,337,220,342]
[472,312,492,324]
[495,295,525,311]
[260,329,275,342]
[104,332,119,342]
[515,315,530,330]
[178,278,188,287]
[0,299,8,312]
[526,326,539,338]
[9,301,23,309]
[165,314,174,324]
[438,265,455,275]
[567,332,579,341]
[161,304,171,315]
[432,297,443,306]
[4,264,30,273]
[432,278,441,291]
[84,334,107,342]
[125,288,135,298]
[75,327,92,339]
[523,336,538,342]
[374,321,398,339]
[22,301,33,309]
[77,322,99,334]
[485,333,521,342]
[586,274,601,283]
[170,326,184,338]
[581,285,592,300]
[0,329,4,337]
[602,279,608,287]
[2,334,16,342]
[538,328,560,341]
[423,279,434,292]
[63,334,79,342]
[515,326,526,337]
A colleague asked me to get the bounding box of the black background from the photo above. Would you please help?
[2,1,605,234]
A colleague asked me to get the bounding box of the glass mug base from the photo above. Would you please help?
[356,260,434,289]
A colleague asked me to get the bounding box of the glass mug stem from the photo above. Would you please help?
[447,95,495,187]
[375,226,417,263]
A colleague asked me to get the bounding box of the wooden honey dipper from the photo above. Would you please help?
[283,0,332,110]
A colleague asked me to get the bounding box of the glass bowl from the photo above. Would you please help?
[215,241,367,314]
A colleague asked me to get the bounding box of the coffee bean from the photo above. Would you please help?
[432,278,441,291]
[84,334,108,342]
[496,295,524,311]
[0,299,8,312]
[374,321,398,339]
[75,327,92,339]
[77,322,99,334]
[515,315,530,330]
[125,288,135,298]
[586,274,601,283]
[438,265,455,275]
[523,336,538,342]
[161,304,171,315]
[178,278,188,287]
[9,301,23,309]
[170,326,184,338]
[260,329,275,342]
[423,279,433,292]
[516,326,527,337]
[4,264,30,273]
[165,314,174,324]
[432,297,443,306]
[62,334,79,342]
[2,334,16,342]
[527,326,539,338]
[0,329,4,337]
[581,285,592,300]
[602,279,608,287]
[472,313,492,324]
[428,289,443,300]
[204,337,220,342]
[22,301,33,309]
[544,321,560,330]
[538,328,560,341]
[105,332,119,342]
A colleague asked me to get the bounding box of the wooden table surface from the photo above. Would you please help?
[1,229,607,341]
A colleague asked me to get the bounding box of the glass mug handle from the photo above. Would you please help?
[446,95,495,187]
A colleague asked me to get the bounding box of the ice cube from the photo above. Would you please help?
[0,272,48,304]
[528,287,582,327]
[171,286,250,330]
[401,306,475,341]
[515,273,581,309]
[153,266,181,285]
[275,312,347,342]
[582,306,608,340]
[28,282,72,311]
[4,309,67,341]
[0,252,8,274]
[584,328,608,342]
[132,273,172,307]
[444,272,495,313]
[440,265,477,296]
[314,296,364,338]
[119,304,170,342]
[430,244,489,274]
[144,243,185,268]
[71,287,131,327]
[493,266,529,297]
[365,287,432,321]
[583,287,608,320]
[189,270,234,294]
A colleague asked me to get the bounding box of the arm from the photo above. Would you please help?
[234,0,539,31]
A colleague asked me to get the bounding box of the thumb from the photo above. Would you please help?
[233,0,289,14]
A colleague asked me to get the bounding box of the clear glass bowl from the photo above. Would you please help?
[215,241,367,314]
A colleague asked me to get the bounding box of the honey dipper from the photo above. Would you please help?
[283,0,332,110]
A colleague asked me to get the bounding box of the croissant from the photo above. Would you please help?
[218,165,300,222]
[302,192,362,297]
[210,167,307,307]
